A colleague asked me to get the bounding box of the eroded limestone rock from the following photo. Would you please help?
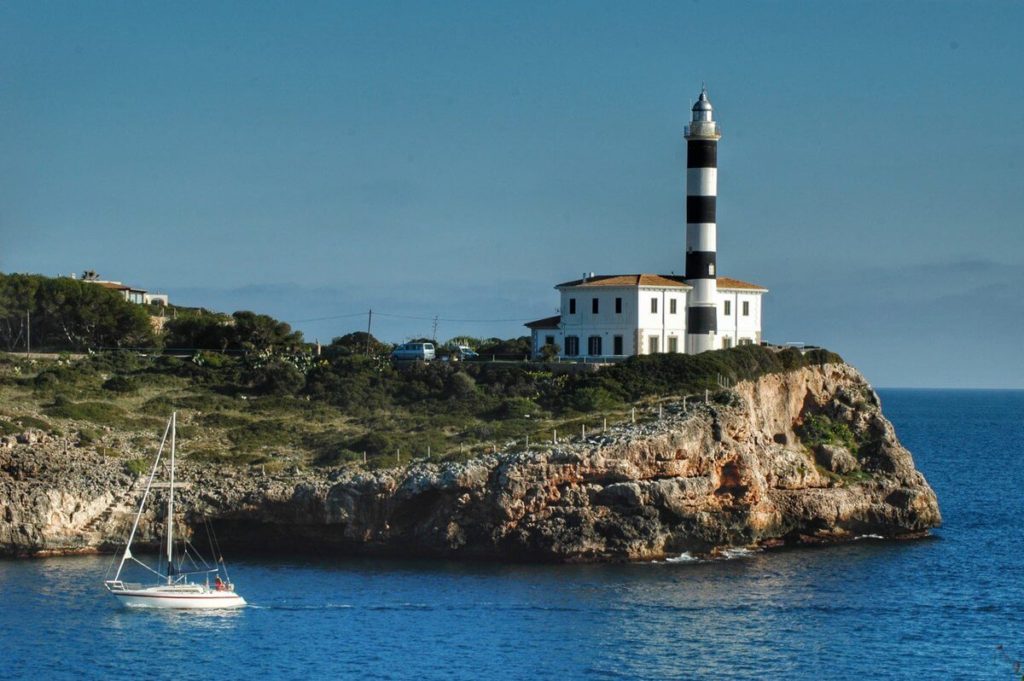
[0,363,941,561]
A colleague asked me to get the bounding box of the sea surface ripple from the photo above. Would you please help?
[2,389,1022,679]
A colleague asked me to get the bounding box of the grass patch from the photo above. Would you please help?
[226,419,300,451]
[188,447,263,466]
[198,412,252,429]
[15,415,53,431]
[45,398,128,427]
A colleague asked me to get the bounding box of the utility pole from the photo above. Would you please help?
[25,310,30,356]
[365,309,373,355]
[431,315,439,342]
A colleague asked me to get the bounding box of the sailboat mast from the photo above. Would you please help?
[111,416,171,583]
[166,411,175,583]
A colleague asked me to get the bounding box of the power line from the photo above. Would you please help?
[284,312,373,324]
[286,310,531,324]
[373,312,530,323]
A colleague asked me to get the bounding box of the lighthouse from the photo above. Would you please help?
[684,87,720,354]
[525,86,767,361]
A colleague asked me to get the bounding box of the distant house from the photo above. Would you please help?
[75,271,169,307]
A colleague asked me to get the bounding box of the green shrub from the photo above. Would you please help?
[226,419,297,450]
[33,372,60,390]
[712,390,744,407]
[125,458,150,476]
[16,415,52,431]
[568,386,621,413]
[249,358,305,396]
[102,375,137,393]
[492,398,542,419]
[198,412,251,429]
[538,344,560,362]
[188,447,262,466]
[77,426,101,445]
[797,414,859,453]
[344,431,419,459]
[0,419,19,436]
[313,448,363,467]
[141,395,177,416]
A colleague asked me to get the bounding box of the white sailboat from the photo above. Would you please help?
[104,412,246,609]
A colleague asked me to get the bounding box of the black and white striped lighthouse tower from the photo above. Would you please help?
[685,87,720,355]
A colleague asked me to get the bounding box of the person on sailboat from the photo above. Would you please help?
[215,576,225,591]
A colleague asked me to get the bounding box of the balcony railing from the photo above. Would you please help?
[685,121,721,138]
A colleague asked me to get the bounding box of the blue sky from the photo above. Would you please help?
[2,1,1022,387]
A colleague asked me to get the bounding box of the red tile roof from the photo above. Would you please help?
[556,274,690,289]
[716,276,768,291]
[556,274,766,291]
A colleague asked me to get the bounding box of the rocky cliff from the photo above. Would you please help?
[0,363,941,561]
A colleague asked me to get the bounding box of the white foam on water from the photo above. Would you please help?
[715,547,760,560]
[855,534,885,540]
[665,552,700,563]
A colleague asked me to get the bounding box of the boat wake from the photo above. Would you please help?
[247,603,354,611]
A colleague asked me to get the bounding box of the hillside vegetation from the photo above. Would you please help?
[0,343,841,471]
[0,272,841,470]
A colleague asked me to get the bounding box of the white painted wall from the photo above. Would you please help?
[559,286,643,357]
[716,289,764,348]
[552,285,691,358]
[635,287,688,355]
[529,283,764,359]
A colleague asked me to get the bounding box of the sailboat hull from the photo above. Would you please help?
[105,414,247,611]
[107,584,246,609]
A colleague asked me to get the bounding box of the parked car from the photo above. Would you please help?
[454,345,478,360]
[391,342,436,362]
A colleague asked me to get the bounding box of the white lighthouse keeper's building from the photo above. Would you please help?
[526,276,765,359]
[526,88,767,359]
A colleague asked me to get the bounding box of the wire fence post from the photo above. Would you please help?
[581,424,586,440]
[553,429,557,444]
[631,407,636,423]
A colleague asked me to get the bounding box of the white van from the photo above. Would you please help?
[391,342,436,361]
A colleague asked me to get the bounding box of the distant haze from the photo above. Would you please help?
[2,2,1022,388]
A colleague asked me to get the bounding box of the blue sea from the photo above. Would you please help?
[2,389,1023,680]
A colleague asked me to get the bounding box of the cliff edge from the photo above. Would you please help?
[0,363,941,561]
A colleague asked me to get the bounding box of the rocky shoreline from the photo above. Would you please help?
[0,363,941,562]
